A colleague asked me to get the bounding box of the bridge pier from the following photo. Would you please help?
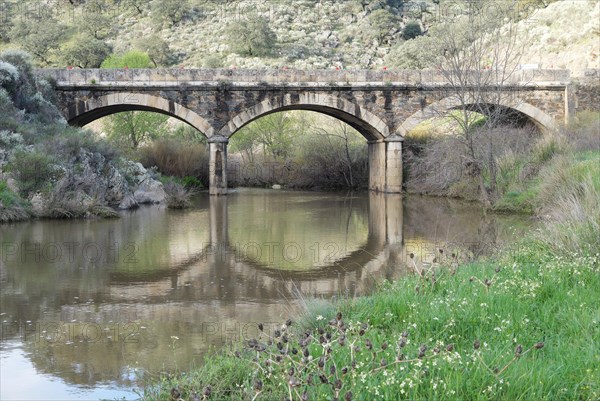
[208,137,228,196]
[368,136,403,194]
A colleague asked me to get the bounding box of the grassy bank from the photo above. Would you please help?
[143,154,599,400]
[143,241,599,400]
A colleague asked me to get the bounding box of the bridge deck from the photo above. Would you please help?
[36,68,572,88]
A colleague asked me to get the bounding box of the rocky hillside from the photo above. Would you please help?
[6,0,596,72]
[514,0,599,76]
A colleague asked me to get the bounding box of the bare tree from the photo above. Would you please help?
[433,0,530,207]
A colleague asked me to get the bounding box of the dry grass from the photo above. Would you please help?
[138,138,209,184]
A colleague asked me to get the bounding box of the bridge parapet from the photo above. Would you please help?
[35,68,571,87]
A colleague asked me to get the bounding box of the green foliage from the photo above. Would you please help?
[61,34,112,68]
[104,111,169,149]
[133,35,174,67]
[7,150,56,195]
[8,18,65,65]
[101,50,153,68]
[402,21,423,40]
[80,6,114,40]
[367,9,400,42]
[150,0,191,27]
[0,181,30,222]
[225,17,278,57]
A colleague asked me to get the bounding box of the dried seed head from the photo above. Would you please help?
[398,338,407,348]
[254,379,263,391]
[446,343,454,352]
[451,253,456,258]
[418,350,425,359]
[303,348,310,357]
[337,312,343,321]
[274,329,281,338]
[171,388,181,400]
[381,342,388,350]
[397,353,405,361]
[484,278,492,287]
[365,339,373,350]
[380,358,387,367]
[534,342,545,349]
[288,367,295,376]
[292,348,298,355]
[515,344,523,357]
[469,276,475,282]
[202,385,212,397]
[318,357,325,368]
[474,339,481,350]
[341,366,348,375]
[288,376,300,388]
[334,379,342,390]
[301,391,309,401]
[359,329,365,336]
[330,365,336,375]
[401,331,409,338]
[319,373,328,384]
[409,253,415,259]
[433,347,440,354]
[286,318,293,327]
[345,391,353,401]
[495,267,501,273]
[439,248,444,254]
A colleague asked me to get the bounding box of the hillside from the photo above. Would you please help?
[515,0,599,75]
[4,0,597,73]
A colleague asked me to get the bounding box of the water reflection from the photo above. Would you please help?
[0,190,529,399]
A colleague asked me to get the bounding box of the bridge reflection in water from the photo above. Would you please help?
[0,191,526,394]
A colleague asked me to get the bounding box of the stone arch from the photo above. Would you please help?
[66,92,213,136]
[397,95,558,136]
[217,93,390,141]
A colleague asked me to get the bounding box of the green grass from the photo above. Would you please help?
[142,240,600,401]
[0,180,30,222]
[494,150,600,214]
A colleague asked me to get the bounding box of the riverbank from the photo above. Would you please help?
[143,148,599,400]
[143,241,599,400]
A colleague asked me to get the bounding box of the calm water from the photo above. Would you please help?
[0,189,531,400]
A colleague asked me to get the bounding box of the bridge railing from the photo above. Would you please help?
[35,68,572,86]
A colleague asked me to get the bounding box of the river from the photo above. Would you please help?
[0,189,531,400]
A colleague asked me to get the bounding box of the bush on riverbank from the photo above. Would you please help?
[404,111,600,215]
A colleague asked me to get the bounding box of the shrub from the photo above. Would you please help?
[138,138,209,185]
[0,180,29,222]
[7,150,56,196]
[101,50,152,69]
[403,21,423,40]
[164,181,195,209]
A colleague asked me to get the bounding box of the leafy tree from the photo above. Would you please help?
[150,0,191,27]
[402,21,423,40]
[80,10,114,40]
[133,35,174,67]
[232,113,293,160]
[225,17,277,57]
[101,50,152,68]
[104,111,169,149]
[367,9,399,43]
[61,35,112,68]
[8,18,65,65]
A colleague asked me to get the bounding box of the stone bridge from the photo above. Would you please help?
[36,68,579,194]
